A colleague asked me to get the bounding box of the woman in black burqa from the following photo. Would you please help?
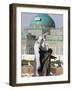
[39,48,57,76]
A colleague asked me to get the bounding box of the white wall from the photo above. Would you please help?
[0,0,72,90]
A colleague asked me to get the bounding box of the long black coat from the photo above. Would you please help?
[42,53,56,76]
[39,48,47,75]
[39,48,56,76]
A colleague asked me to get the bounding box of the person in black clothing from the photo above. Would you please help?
[41,48,57,76]
[38,47,48,76]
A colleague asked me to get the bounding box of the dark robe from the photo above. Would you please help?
[39,47,57,76]
[42,53,56,76]
[39,48,48,76]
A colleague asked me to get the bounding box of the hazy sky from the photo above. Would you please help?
[21,12,63,31]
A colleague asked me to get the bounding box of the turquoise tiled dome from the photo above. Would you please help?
[31,14,55,28]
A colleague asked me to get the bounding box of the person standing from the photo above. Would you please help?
[39,38,48,76]
[34,36,43,76]
[42,48,57,76]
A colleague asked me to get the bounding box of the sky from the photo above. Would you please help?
[21,12,63,31]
